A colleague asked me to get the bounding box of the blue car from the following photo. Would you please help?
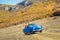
[23,23,43,35]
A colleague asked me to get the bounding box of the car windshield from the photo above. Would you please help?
[29,23,35,25]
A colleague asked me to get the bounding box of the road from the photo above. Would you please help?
[0,16,60,40]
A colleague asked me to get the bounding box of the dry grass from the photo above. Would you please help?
[0,1,60,28]
[0,16,60,40]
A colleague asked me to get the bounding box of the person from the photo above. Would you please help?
[25,25,28,28]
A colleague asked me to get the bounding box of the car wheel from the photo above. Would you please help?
[40,30,42,32]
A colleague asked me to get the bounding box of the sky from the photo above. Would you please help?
[0,0,24,5]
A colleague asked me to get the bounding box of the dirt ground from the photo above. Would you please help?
[0,16,60,40]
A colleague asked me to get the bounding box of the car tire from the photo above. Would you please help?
[40,30,42,32]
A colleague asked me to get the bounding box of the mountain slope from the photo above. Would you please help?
[0,0,60,28]
[0,16,60,40]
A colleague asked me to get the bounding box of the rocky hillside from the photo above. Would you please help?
[0,0,59,12]
[0,0,60,28]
